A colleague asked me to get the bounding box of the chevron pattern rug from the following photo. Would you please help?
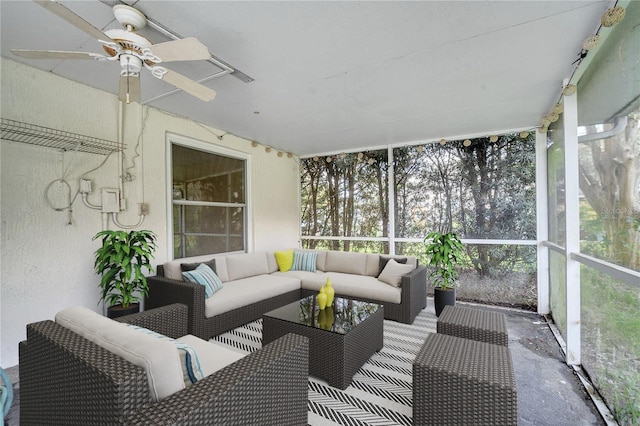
[211,308,437,425]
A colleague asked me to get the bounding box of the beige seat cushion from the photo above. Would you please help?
[273,270,326,281]
[55,306,184,401]
[300,272,402,304]
[205,274,300,317]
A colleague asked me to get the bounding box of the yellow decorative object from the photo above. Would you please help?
[317,287,327,310]
[324,278,335,307]
[317,309,326,329]
[325,307,335,330]
[274,249,294,272]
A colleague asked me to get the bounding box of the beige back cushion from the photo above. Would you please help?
[364,254,380,277]
[55,306,184,401]
[225,251,270,281]
[324,251,368,275]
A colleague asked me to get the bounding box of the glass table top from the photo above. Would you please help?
[263,295,382,335]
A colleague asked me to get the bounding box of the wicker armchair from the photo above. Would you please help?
[19,304,309,425]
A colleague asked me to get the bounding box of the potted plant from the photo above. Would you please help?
[93,229,157,318]
[424,231,465,316]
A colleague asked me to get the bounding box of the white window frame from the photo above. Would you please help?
[166,132,252,260]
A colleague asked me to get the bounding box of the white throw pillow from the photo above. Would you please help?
[377,258,414,287]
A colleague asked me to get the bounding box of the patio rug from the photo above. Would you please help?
[211,309,437,426]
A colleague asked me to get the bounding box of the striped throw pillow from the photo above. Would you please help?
[292,250,318,272]
[126,325,205,387]
[182,264,223,298]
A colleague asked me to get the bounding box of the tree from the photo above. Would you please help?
[578,110,640,270]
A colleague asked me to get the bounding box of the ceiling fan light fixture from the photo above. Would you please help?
[120,54,142,75]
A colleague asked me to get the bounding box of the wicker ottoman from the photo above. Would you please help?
[437,305,509,346]
[413,333,517,425]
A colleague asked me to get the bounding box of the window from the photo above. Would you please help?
[170,136,248,258]
[300,135,538,308]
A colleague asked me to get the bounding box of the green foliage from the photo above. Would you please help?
[93,230,157,308]
[423,231,465,290]
[581,267,640,425]
[300,134,537,277]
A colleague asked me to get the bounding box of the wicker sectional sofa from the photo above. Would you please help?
[146,249,427,340]
[19,303,309,425]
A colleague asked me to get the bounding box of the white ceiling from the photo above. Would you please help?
[0,1,612,156]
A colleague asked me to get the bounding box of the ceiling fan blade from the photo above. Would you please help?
[151,37,211,62]
[11,49,106,60]
[160,69,216,102]
[119,75,141,104]
[149,37,211,62]
[34,0,113,42]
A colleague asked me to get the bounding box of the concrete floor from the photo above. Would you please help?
[477,303,606,426]
[2,300,607,425]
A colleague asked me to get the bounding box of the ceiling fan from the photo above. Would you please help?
[11,0,217,103]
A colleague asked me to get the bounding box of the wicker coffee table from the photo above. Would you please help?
[262,295,384,389]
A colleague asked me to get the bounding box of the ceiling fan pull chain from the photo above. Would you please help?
[126,57,130,104]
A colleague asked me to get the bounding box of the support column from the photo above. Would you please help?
[536,129,550,315]
[563,82,581,365]
[387,145,396,254]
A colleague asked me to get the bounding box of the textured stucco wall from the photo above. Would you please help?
[0,58,301,367]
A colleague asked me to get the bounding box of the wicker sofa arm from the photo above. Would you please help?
[123,333,310,426]
[114,303,189,339]
[400,265,428,323]
[146,275,207,338]
[20,320,151,425]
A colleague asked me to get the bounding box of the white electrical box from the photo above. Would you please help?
[80,179,92,194]
[101,188,120,213]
